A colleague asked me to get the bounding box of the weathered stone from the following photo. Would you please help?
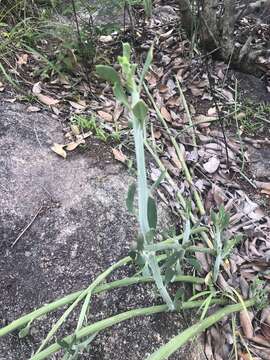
[249,146,270,179]
[0,100,203,359]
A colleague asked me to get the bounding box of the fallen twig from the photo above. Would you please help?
[11,205,43,248]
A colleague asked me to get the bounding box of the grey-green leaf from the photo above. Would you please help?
[147,196,157,230]
[19,322,31,338]
[113,82,129,107]
[126,182,136,213]
[132,100,148,125]
[150,170,166,193]
[122,43,131,61]
[95,65,120,85]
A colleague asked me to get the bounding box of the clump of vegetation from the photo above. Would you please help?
[0,0,152,89]
[0,43,267,360]
[234,100,270,135]
[72,114,121,142]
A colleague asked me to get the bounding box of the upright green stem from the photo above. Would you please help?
[134,122,150,236]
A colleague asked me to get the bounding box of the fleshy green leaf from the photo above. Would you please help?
[95,65,120,85]
[145,229,155,244]
[137,234,144,251]
[113,82,129,107]
[164,267,175,286]
[122,43,131,61]
[150,170,166,193]
[132,100,148,125]
[126,182,136,213]
[143,0,153,17]
[19,321,32,338]
[186,257,202,272]
[147,196,157,230]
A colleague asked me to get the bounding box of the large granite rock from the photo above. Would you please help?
[0,100,203,360]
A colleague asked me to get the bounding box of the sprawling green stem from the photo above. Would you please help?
[35,256,131,354]
[0,273,205,337]
[147,299,256,360]
[30,299,227,360]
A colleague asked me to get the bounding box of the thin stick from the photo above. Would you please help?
[11,206,43,248]
[175,77,197,149]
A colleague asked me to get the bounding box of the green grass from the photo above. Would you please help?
[71,114,121,142]
[233,100,270,135]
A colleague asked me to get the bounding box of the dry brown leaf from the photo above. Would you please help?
[68,101,86,110]
[160,107,172,123]
[166,96,182,108]
[250,335,270,347]
[221,88,234,102]
[207,107,217,116]
[162,159,180,177]
[26,105,40,113]
[153,130,162,139]
[188,85,204,97]
[158,84,168,93]
[70,124,80,136]
[240,310,254,338]
[203,157,220,174]
[4,98,16,103]
[17,53,28,66]
[195,114,216,129]
[37,93,60,106]
[145,70,159,86]
[195,244,210,272]
[32,82,42,95]
[99,35,113,43]
[51,143,67,158]
[112,148,127,163]
[113,102,123,122]
[167,146,182,170]
[65,140,85,151]
[255,181,270,195]
[212,184,226,206]
[98,111,113,122]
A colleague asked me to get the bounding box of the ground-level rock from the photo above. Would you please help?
[0,100,204,359]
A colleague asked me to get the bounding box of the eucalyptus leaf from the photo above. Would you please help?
[95,65,120,85]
